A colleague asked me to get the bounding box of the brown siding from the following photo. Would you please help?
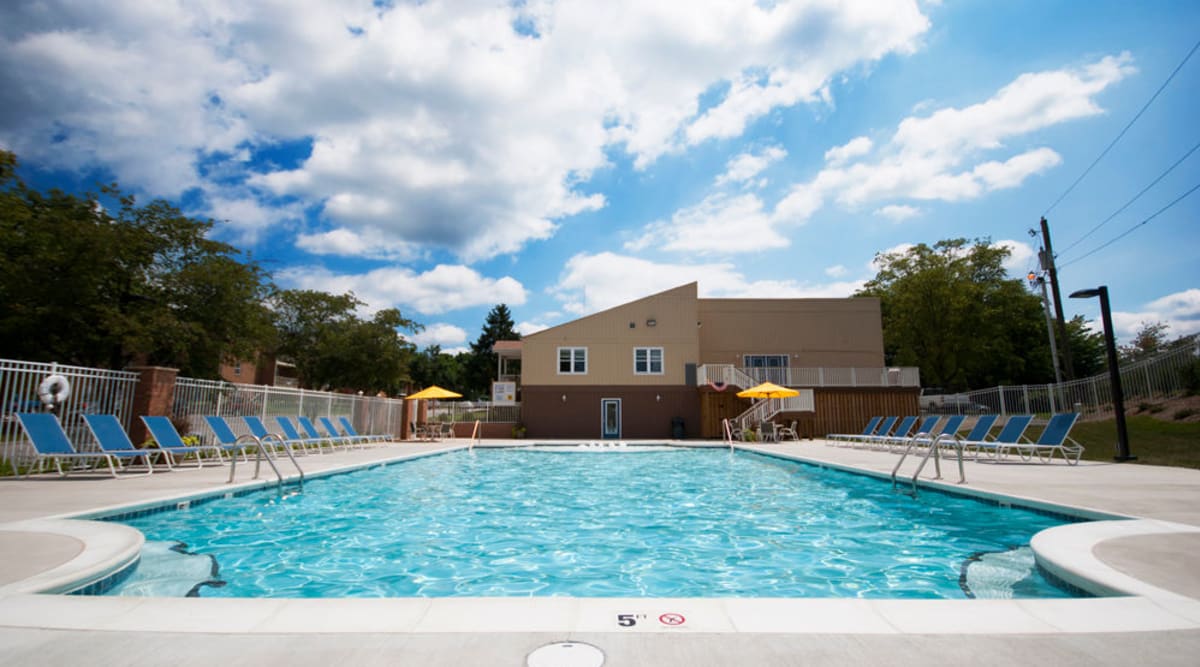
[813,387,920,437]
[699,387,919,439]
[522,385,701,439]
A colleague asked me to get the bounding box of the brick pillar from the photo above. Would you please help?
[128,366,178,446]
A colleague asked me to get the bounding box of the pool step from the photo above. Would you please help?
[961,546,1036,599]
[106,541,223,597]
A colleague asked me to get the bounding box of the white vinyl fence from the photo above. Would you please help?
[172,377,406,443]
[0,359,139,470]
[931,335,1200,418]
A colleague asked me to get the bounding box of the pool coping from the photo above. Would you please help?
[1,442,1199,635]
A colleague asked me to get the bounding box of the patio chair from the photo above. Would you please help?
[141,415,226,465]
[273,416,331,454]
[959,415,1033,460]
[16,412,150,478]
[314,416,364,449]
[338,416,389,444]
[1014,413,1084,464]
[826,416,883,444]
[84,414,193,471]
[776,420,800,441]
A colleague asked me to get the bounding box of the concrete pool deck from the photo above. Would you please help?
[0,438,1199,665]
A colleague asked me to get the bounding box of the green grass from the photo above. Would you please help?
[1030,416,1200,469]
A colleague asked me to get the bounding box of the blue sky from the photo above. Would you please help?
[2,0,1198,353]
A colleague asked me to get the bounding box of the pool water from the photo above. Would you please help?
[107,448,1082,599]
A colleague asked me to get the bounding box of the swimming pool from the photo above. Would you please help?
[105,447,1083,599]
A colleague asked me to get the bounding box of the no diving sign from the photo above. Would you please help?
[616,612,687,628]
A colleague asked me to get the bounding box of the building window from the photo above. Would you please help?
[634,347,664,375]
[558,347,587,374]
[233,362,242,376]
[743,354,789,384]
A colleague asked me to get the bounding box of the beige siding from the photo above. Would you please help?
[523,283,700,386]
[698,297,884,367]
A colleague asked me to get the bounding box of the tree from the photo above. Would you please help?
[270,289,421,394]
[0,150,273,375]
[1064,315,1107,378]
[409,345,465,391]
[856,238,1051,390]
[463,304,521,399]
[1120,321,1171,363]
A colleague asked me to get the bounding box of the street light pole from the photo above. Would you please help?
[1069,285,1135,461]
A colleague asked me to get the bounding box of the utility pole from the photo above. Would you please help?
[1028,272,1064,385]
[1040,217,1075,380]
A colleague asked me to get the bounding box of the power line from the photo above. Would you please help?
[1043,37,1200,216]
[1057,137,1200,257]
[1058,179,1200,269]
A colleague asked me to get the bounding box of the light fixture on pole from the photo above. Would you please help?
[1069,285,1135,461]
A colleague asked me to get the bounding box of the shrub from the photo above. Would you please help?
[1174,408,1197,421]
[1180,359,1200,396]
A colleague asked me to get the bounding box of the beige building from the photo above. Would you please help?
[514,282,918,439]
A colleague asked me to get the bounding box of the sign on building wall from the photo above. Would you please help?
[492,381,516,405]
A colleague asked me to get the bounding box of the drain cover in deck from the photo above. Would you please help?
[527,641,605,667]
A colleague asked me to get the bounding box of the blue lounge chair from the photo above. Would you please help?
[141,416,225,465]
[303,416,355,449]
[243,416,307,456]
[337,416,389,444]
[83,414,178,471]
[951,414,998,447]
[891,415,959,452]
[16,412,149,477]
[883,415,941,451]
[1016,413,1084,464]
[203,416,262,459]
[826,416,882,444]
[275,416,332,453]
[960,415,1033,460]
[858,416,917,449]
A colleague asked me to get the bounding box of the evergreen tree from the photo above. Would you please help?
[464,304,520,399]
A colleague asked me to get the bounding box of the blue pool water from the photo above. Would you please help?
[107,448,1083,599]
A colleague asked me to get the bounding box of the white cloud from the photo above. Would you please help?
[626,193,788,255]
[772,54,1134,222]
[0,0,932,261]
[276,264,527,316]
[715,146,786,186]
[405,323,468,350]
[824,136,873,166]
[825,264,848,278]
[971,148,1062,190]
[875,204,920,221]
[516,320,551,336]
[1112,288,1200,340]
[295,228,419,261]
[552,251,862,318]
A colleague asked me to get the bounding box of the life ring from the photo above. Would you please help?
[38,374,71,406]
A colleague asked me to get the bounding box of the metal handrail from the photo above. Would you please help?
[890,432,966,495]
[227,433,304,487]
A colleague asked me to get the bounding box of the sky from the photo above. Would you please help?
[2,0,1198,354]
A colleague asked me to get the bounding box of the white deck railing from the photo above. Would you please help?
[698,364,920,389]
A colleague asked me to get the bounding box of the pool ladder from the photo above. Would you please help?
[891,433,966,495]
[227,433,305,488]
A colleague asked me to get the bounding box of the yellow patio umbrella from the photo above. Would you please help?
[736,381,799,399]
[404,385,463,400]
